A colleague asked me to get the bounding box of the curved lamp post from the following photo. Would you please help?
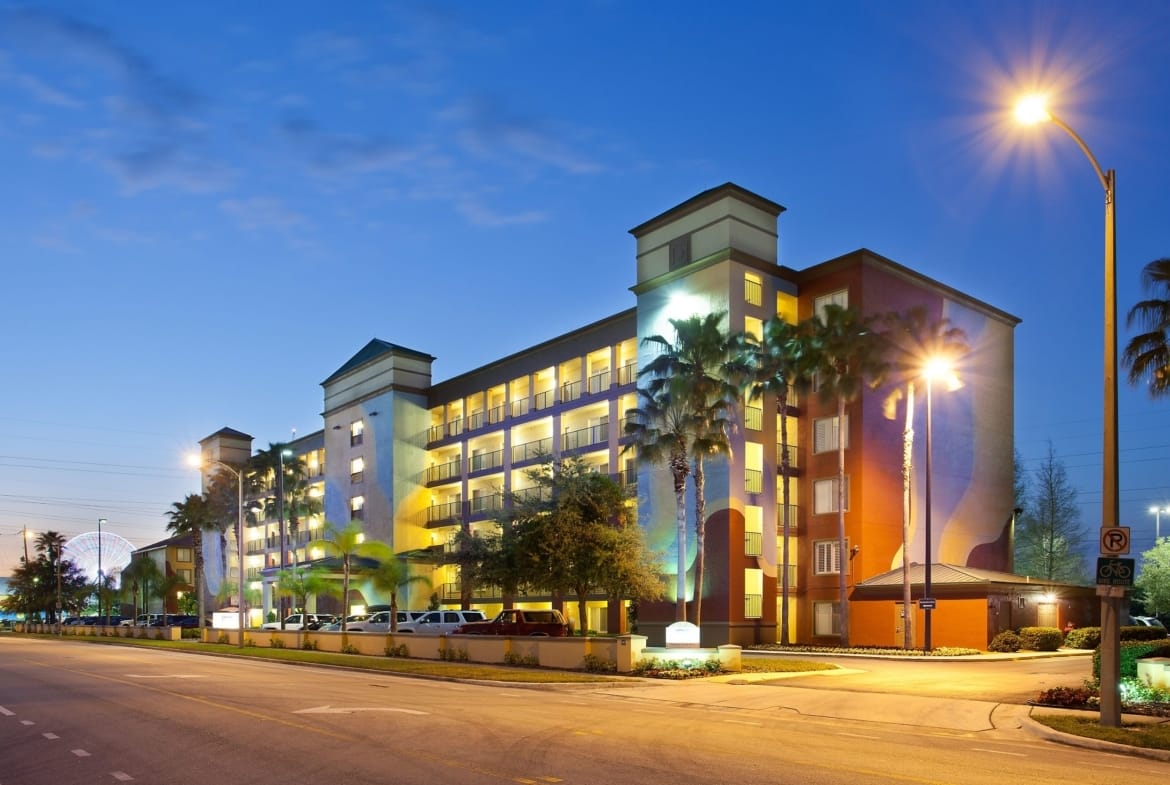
[1015,94,1120,727]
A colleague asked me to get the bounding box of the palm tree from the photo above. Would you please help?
[120,555,163,625]
[366,554,431,633]
[639,312,734,628]
[625,387,699,622]
[1124,258,1170,396]
[34,530,66,562]
[807,303,887,647]
[274,565,333,643]
[309,521,389,632]
[728,316,813,644]
[166,493,213,629]
[880,307,968,649]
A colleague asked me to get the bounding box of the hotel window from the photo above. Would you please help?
[814,289,848,320]
[744,272,763,306]
[813,476,849,514]
[813,415,848,453]
[350,456,364,483]
[350,420,364,446]
[669,234,691,271]
[176,568,193,585]
[350,495,365,521]
[176,548,192,563]
[813,540,841,574]
[813,601,841,636]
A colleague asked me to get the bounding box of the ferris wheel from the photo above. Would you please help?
[63,531,135,587]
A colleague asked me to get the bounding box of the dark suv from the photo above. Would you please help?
[452,609,569,637]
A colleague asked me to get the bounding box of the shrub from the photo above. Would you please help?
[1035,685,1096,708]
[988,630,1021,652]
[1093,641,1170,679]
[216,632,230,645]
[270,636,286,649]
[301,639,318,651]
[440,646,469,662]
[1064,626,1100,649]
[582,653,617,674]
[504,651,539,667]
[1122,625,1170,642]
[1018,627,1064,652]
[384,643,409,658]
[341,644,360,655]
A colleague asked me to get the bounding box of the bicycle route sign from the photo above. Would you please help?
[1095,557,1135,588]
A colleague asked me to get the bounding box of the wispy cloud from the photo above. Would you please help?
[280,114,429,177]
[456,199,548,228]
[220,197,309,232]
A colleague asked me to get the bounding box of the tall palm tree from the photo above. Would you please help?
[366,554,431,633]
[34,530,66,563]
[625,387,699,622]
[807,303,887,647]
[728,316,813,644]
[1124,258,1170,396]
[166,493,213,629]
[880,307,968,649]
[120,555,163,624]
[639,312,734,628]
[309,521,389,632]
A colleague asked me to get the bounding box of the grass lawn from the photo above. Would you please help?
[1033,714,1170,751]
[741,656,838,673]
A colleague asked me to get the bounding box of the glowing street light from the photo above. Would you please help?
[190,455,246,647]
[1149,506,1169,541]
[922,357,961,652]
[1015,92,1120,727]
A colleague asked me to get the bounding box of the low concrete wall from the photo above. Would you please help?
[206,629,655,672]
[23,623,182,641]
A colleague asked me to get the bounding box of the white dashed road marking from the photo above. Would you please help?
[42,732,58,740]
[71,749,90,758]
[20,720,33,726]
[112,773,134,782]
[0,706,13,716]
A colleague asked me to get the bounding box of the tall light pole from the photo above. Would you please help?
[193,456,246,648]
[922,358,961,652]
[1016,94,1120,727]
[97,517,107,625]
[278,447,293,623]
[1149,506,1168,541]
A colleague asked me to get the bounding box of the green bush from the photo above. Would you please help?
[582,653,617,673]
[1064,627,1100,649]
[341,644,360,655]
[1093,641,1170,679]
[301,638,318,651]
[384,643,409,658]
[504,651,539,667]
[1122,625,1170,642]
[1018,627,1064,651]
[988,630,1021,652]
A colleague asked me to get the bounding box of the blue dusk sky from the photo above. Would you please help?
[2,1,1169,572]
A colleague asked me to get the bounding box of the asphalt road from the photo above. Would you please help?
[0,637,1159,785]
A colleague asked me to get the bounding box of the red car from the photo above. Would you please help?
[452,609,570,637]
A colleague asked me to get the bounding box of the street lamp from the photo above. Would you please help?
[192,456,246,647]
[922,357,961,652]
[1149,506,1168,542]
[278,447,293,623]
[1016,93,1120,726]
[1017,93,1121,721]
[97,517,107,624]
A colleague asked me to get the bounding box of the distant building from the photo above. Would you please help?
[193,183,1071,649]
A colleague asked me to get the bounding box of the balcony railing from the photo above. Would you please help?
[488,405,505,424]
[745,469,763,494]
[447,418,464,438]
[776,444,800,470]
[744,531,763,556]
[588,369,610,394]
[744,277,762,306]
[426,501,462,526]
[534,389,556,410]
[512,436,552,464]
[468,449,504,473]
[469,493,503,518]
[426,458,461,485]
[778,565,798,589]
[440,582,499,601]
[561,380,582,403]
[427,424,445,443]
[744,405,762,431]
[468,411,484,431]
[776,504,799,533]
[562,422,608,452]
[513,485,552,505]
[511,398,530,417]
[744,593,763,619]
[618,361,637,385]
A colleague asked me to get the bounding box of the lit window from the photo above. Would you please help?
[813,601,841,636]
[350,457,364,483]
[350,496,365,521]
[176,568,193,585]
[813,477,849,514]
[176,548,192,563]
[744,273,763,306]
[744,315,763,342]
[813,416,848,453]
[350,420,364,446]
[814,289,848,320]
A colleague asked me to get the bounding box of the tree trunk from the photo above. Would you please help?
[778,386,792,645]
[670,456,689,623]
[691,456,706,628]
[837,393,850,647]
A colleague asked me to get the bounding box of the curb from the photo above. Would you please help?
[1022,708,1170,761]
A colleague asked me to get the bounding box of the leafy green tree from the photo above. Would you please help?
[366,554,431,632]
[638,312,734,628]
[167,493,214,628]
[1015,443,1089,583]
[1135,538,1170,617]
[807,303,887,646]
[728,315,814,644]
[309,521,391,631]
[274,565,334,637]
[510,457,662,634]
[1123,257,1170,395]
[203,468,241,587]
[120,555,163,620]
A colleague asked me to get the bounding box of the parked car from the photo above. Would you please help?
[120,613,163,627]
[260,613,336,631]
[345,610,426,632]
[395,610,486,634]
[1131,616,1167,630]
[320,613,370,631]
[452,609,570,637]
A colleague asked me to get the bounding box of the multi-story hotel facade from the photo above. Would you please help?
[198,183,1035,649]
